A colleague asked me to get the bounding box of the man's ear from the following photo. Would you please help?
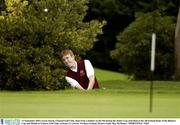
[71,54,75,60]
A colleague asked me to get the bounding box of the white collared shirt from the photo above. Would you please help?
[65,60,94,87]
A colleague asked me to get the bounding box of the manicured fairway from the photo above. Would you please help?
[0,90,179,118]
[0,68,180,118]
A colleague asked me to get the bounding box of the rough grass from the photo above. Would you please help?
[0,68,180,118]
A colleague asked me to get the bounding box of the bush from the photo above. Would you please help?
[0,0,105,90]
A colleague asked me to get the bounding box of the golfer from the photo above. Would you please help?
[60,49,100,90]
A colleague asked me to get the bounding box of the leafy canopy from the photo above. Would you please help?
[111,11,175,80]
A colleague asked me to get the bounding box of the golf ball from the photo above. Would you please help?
[44,8,48,12]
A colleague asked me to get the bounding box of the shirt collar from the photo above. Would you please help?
[70,61,77,72]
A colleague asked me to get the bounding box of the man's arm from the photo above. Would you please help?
[65,76,85,90]
[75,84,85,90]
[84,60,95,90]
[87,75,95,90]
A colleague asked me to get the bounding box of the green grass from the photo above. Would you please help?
[0,68,180,118]
[95,68,129,81]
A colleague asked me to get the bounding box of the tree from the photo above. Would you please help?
[85,0,135,70]
[111,12,176,80]
[0,0,5,11]
[0,0,5,20]
[0,0,105,90]
[85,0,179,71]
[175,7,180,80]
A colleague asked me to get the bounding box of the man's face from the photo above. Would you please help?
[62,54,75,68]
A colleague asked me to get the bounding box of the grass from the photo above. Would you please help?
[95,68,129,81]
[0,68,180,118]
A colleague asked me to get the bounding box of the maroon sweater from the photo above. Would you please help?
[66,60,99,89]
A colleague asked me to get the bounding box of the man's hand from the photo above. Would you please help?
[87,75,95,90]
[75,84,85,90]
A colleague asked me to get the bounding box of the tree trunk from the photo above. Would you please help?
[175,8,180,80]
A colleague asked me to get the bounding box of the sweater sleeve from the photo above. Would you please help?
[84,60,95,78]
[65,76,79,87]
